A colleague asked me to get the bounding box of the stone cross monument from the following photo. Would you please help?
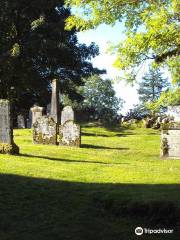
[0,99,19,154]
[50,79,60,123]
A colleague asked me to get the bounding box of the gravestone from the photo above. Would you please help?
[50,79,60,123]
[30,105,43,127]
[61,106,74,125]
[59,120,81,147]
[33,116,57,145]
[161,124,180,159]
[0,99,19,154]
[17,114,25,129]
[47,103,51,116]
[167,106,180,122]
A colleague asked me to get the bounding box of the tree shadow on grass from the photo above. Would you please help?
[19,153,128,165]
[82,132,135,137]
[0,173,180,240]
[81,144,129,150]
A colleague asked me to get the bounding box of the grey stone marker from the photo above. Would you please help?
[30,105,43,127]
[33,116,57,145]
[59,120,81,147]
[50,79,60,123]
[17,114,25,129]
[161,124,180,159]
[0,99,19,154]
[61,106,74,125]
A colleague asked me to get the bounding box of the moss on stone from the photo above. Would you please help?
[0,142,19,155]
[161,138,169,157]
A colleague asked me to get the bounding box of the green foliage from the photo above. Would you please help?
[78,75,123,122]
[138,68,169,103]
[10,43,20,57]
[65,0,180,83]
[129,104,151,119]
[148,87,180,112]
[0,1,101,115]
[31,15,45,30]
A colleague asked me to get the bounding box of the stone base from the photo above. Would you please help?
[0,142,19,155]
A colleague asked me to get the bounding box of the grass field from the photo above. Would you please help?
[0,124,180,239]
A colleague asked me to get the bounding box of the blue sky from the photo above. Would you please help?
[77,22,140,114]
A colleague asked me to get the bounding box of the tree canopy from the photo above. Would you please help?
[78,75,123,123]
[65,0,180,83]
[0,0,102,115]
[138,68,169,103]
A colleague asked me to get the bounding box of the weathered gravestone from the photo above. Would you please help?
[33,116,57,145]
[161,124,180,159]
[59,120,81,147]
[17,114,25,129]
[0,100,19,154]
[61,106,74,125]
[30,105,43,127]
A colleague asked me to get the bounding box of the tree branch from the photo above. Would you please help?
[155,48,180,63]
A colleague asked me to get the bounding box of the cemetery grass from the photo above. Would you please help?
[0,124,180,240]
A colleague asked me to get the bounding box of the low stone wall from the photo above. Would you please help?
[161,128,180,159]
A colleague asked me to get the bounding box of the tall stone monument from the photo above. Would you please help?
[30,105,43,127]
[0,99,19,154]
[50,79,60,123]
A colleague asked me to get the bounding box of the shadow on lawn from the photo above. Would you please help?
[81,144,129,150]
[0,173,180,240]
[82,132,135,137]
[19,153,128,165]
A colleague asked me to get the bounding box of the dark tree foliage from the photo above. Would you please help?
[0,0,102,116]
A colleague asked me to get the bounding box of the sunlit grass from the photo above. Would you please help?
[0,124,180,184]
[0,124,180,239]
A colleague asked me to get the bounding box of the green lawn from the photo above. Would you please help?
[0,124,180,239]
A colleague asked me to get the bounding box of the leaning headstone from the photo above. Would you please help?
[61,106,74,125]
[59,120,81,147]
[161,123,180,159]
[0,99,19,154]
[17,114,25,129]
[30,105,43,127]
[167,106,180,122]
[50,79,60,123]
[33,116,57,145]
